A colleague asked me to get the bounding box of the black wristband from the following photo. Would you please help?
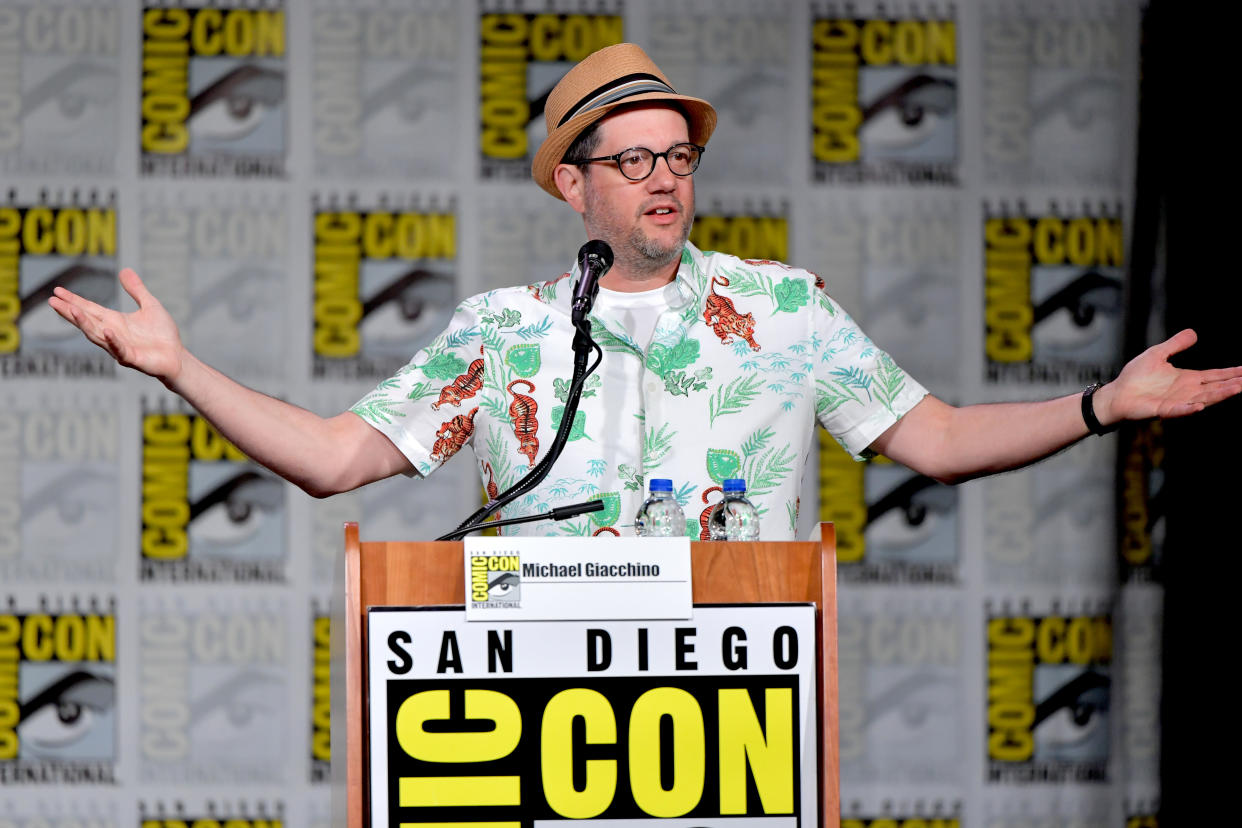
[1081,382,1117,436]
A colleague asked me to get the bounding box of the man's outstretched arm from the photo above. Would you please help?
[871,328,1242,484]
[49,267,412,497]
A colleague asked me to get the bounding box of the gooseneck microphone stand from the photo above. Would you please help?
[436,319,604,540]
[437,242,611,541]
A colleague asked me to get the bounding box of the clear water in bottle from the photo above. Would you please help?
[707,478,761,541]
[634,478,686,537]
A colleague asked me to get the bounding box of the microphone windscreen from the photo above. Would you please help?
[579,239,613,271]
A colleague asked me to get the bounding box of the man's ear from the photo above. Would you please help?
[554,164,587,212]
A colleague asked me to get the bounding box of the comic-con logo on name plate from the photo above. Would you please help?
[470,553,521,608]
[0,600,118,784]
[0,199,118,379]
[139,4,287,177]
[810,9,958,185]
[478,3,624,181]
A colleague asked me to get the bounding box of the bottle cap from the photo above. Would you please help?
[648,478,674,492]
[723,478,746,493]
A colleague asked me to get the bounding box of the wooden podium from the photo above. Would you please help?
[334,521,840,827]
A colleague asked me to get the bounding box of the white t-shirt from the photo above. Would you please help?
[593,284,668,350]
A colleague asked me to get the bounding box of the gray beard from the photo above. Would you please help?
[581,173,694,279]
[606,204,694,279]
[627,224,689,273]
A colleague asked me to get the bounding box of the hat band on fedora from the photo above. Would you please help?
[556,72,678,128]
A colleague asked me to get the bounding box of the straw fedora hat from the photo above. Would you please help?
[531,43,717,200]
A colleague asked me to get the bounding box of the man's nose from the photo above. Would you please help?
[647,156,677,190]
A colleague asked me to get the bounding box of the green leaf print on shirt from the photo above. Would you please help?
[646,336,700,379]
[815,378,865,418]
[405,381,437,402]
[554,374,601,402]
[505,343,541,377]
[739,426,775,458]
[481,325,506,356]
[618,464,643,492]
[643,423,675,469]
[708,373,764,426]
[550,405,588,441]
[832,366,873,399]
[556,517,593,536]
[442,327,480,350]
[514,316,553,340]
[741,437,795,505]
[590,492,621,527]
[352,392,406,425]
[705,448,741,483]
[486,427,519,490]
[872,354,906,414]
[665,367,712,396]
[481,308,521,328]
[422,352,469,381]
[716,266,772,300]
[773,277,810,313]
[589,318,643,355]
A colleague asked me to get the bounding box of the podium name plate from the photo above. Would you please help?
[367,604,820,827]
[463,536,692,621]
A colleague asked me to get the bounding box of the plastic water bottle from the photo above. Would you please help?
[707,479,761,541]
[634,478,686,537]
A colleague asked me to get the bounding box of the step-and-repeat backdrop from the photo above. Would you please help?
[0,0,1162,825]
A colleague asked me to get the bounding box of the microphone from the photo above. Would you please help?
[571,240,613,325]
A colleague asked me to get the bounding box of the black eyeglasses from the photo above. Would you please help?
[580,142,705,181]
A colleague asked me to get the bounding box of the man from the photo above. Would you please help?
[49,43,1242,539]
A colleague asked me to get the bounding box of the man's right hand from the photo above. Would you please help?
[48,267,185,383]
[47,265,413,496]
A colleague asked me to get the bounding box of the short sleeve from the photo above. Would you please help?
[812,289,927,458]
[350,301,486,477]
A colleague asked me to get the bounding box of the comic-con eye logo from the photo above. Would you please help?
[470,554,520,607]
[819,442,958,584]
[311,205,456,381]
[0,202,118,377]
[984,211,1124,384]
[986,612,1111,783]
[478,7,624,179]
[982,11,1126,187]
[0,4,120,172]
[811,14,958,185]
[0,609,118,783]
[140,411,286,582]
[139,5,286,177]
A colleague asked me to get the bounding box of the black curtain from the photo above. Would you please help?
[1138,1,1242,820]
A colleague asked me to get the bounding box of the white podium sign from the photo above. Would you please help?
[367,604,820,827]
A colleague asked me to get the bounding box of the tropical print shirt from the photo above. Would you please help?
[351,243,927,540]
